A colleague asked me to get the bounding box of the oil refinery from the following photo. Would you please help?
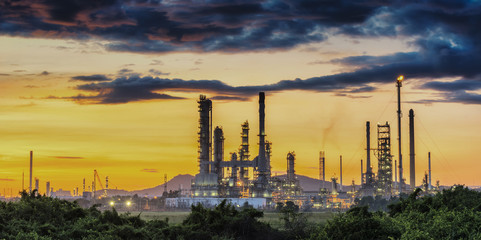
[6,78,441,210]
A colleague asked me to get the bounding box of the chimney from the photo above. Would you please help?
[340,155,343,191]
[29,151,33,194]
[428,152,432,190]
[409,109,415,190]
[258,92,267,173]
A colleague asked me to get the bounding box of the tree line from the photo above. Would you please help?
[1,186,481,239]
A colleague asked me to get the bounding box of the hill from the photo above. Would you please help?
[130,174,194,196]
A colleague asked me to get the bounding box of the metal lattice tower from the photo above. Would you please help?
[377,122,393,196]
[239,121,250,181]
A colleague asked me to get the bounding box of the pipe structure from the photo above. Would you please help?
[361,159,364,185]
[394,159,397,190]
[340,155,343,191]
[396,75,404,194]
[365,121,374,187]
[428,152,432,190]
[29,151,33,194]
[409,109,415,190]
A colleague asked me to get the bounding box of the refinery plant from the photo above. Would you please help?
[10,77,441,210]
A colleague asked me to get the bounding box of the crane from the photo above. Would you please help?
[93,170,107,198]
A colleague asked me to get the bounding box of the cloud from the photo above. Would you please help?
[149,60,164,66]
[421,79,481,92]
[141,168,158,173]
[71,74,111,82]
[51,156,85,159]
[148,69,170,76]
[40,71,50,75]
[0,178,14,182]
[3,0,481,104]
[0,0,383,53]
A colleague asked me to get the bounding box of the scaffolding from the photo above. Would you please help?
[239,121,250,183]
[376,122,393,196]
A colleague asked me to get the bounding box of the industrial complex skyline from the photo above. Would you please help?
[1,1,481,195]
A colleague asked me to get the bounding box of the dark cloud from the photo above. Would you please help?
[40,71,50,75]
[421,79,481,92]
[66,72,380,104]
[0,0,384,53]
[71,74,111,82]
[211,95,249,101]
[3,0,481,104]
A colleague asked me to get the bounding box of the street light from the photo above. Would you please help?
[109,201,115,207]
[126,201,132,207]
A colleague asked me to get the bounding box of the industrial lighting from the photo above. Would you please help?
[109,201,114,206]
[397,75,404,82]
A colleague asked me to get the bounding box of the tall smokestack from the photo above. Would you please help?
[29,151,33,194]
[340,155,343,191]
[409,109,415,190]
[319,151,325,189]
[428,152,432,190]
[258,92,267,173]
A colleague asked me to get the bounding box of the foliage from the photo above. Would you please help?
[354,195,399,212]
[0,192,283,240]
[310,185,481,239]
[4,187,481,239]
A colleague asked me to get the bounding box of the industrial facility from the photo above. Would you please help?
[6,77,441,210]
[190,92,300,206]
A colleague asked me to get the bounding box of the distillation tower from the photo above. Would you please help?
[376,122,393,196]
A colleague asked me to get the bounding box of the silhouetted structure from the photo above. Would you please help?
[29,151,33,193]
[409,109,416,190]
[377,122,393,197]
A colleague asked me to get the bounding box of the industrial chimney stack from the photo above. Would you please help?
[409,109,415,190]
[258,92,267,173]
[29,151,33,194]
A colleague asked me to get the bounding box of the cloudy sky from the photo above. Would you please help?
[1,0,480,194]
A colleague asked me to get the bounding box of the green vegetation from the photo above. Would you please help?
[2,186,481,239]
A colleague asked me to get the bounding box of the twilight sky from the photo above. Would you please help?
[1,0,481,194]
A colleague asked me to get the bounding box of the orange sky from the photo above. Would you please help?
[0,35,480,196]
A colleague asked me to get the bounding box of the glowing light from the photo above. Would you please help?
[109,201,115,206]
[126,201,131,207]
[397,75,404,82]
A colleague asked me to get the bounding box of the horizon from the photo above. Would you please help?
[1,1,481,196]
